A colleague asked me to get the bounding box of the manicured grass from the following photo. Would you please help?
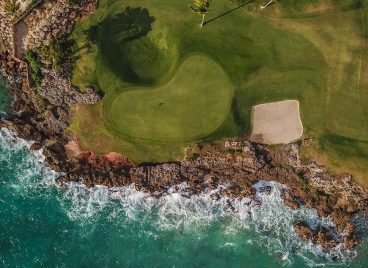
[108,55,233,141]
[263,0,368,185]
[69,0,368,184]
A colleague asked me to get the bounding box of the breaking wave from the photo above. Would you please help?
[59,180,358,266]
[0,128,60,194]
[0,127,365,267]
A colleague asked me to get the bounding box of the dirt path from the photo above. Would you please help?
[14,21,29,59]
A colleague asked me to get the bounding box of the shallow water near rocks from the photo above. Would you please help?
[1,84,368,267]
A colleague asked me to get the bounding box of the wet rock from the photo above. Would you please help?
[294,222,339,252]
[259,186,272,195]
[294,222,314,241]
[331,210,352,234]
[30,142,43,151]
[342,222,360,250]
[281,189,299,210]
[314,227,338,252]
[342,233,359,250]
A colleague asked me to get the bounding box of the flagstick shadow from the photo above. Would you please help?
[203,0,256,26]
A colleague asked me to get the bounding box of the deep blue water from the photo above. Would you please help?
[1,80,368,267]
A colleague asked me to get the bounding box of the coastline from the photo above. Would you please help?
[1,0,368,257]
[2,128,366,266]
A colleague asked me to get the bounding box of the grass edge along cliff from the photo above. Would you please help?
[67,0,368,186]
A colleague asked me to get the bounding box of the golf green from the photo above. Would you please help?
[109,55,233,141]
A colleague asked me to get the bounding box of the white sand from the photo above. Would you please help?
[250,100,303,144]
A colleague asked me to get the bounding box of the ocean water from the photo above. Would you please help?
[1,82,368,267]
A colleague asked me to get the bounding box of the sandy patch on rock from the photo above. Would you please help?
[250,100,303,144]
[65,140,82,159]
[104,152,128,166]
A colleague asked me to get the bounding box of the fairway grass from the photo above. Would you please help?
[69,0,368,184]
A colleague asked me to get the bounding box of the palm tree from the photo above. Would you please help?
[3,0,20,16]
[189,0,211,27]
[261,0,276,9]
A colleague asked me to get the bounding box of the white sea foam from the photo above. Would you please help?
[0,128,61,194]
[58,179,358,266]
[0,127,363,267]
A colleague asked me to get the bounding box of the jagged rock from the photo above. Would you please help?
[342,233,359,250]
[38,71,101,105]
[23,0,97,51]
[331,210,351,233]
[281,189,299,210]
[294,222,314,240]
[314,228,338,252]
[30,142,43,151]
[341,222,360,250]
[294,222,339,252]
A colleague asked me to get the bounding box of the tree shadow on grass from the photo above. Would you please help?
[204,0,255,26]
[95,7,155,83]
[101,7,155,44]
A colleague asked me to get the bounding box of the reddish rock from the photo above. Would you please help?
[342,233,359,250]
[294,222,314,240]
[282,189,299,210]
[294,222,339,252]
[342,222,360,250]
[313,227,338,252]
[331,210,352,234]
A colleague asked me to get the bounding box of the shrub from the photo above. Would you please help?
[37,36,73,71]
[68,0,82,6]
[24,50,43,87]
[2,0,20,16]
[188,153,200,161]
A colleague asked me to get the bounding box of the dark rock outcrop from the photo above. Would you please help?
[294,222,338,252]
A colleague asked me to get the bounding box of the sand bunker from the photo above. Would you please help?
[250,100,303,144]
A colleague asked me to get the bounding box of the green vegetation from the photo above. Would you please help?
[1,0,20,17]
[24,50,43,87]
[38,36,72,71]
[69,0,368,184]
[107,55,232,141]
[189,0,212,27]
[23,36,71,87]
[68,0,81,5]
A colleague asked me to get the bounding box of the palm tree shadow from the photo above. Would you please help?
[204,0,256,26]
[95,7,155,83]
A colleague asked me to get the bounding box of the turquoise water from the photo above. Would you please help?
[1,82,368,267]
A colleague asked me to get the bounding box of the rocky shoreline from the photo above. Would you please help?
[1,0,368,255]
